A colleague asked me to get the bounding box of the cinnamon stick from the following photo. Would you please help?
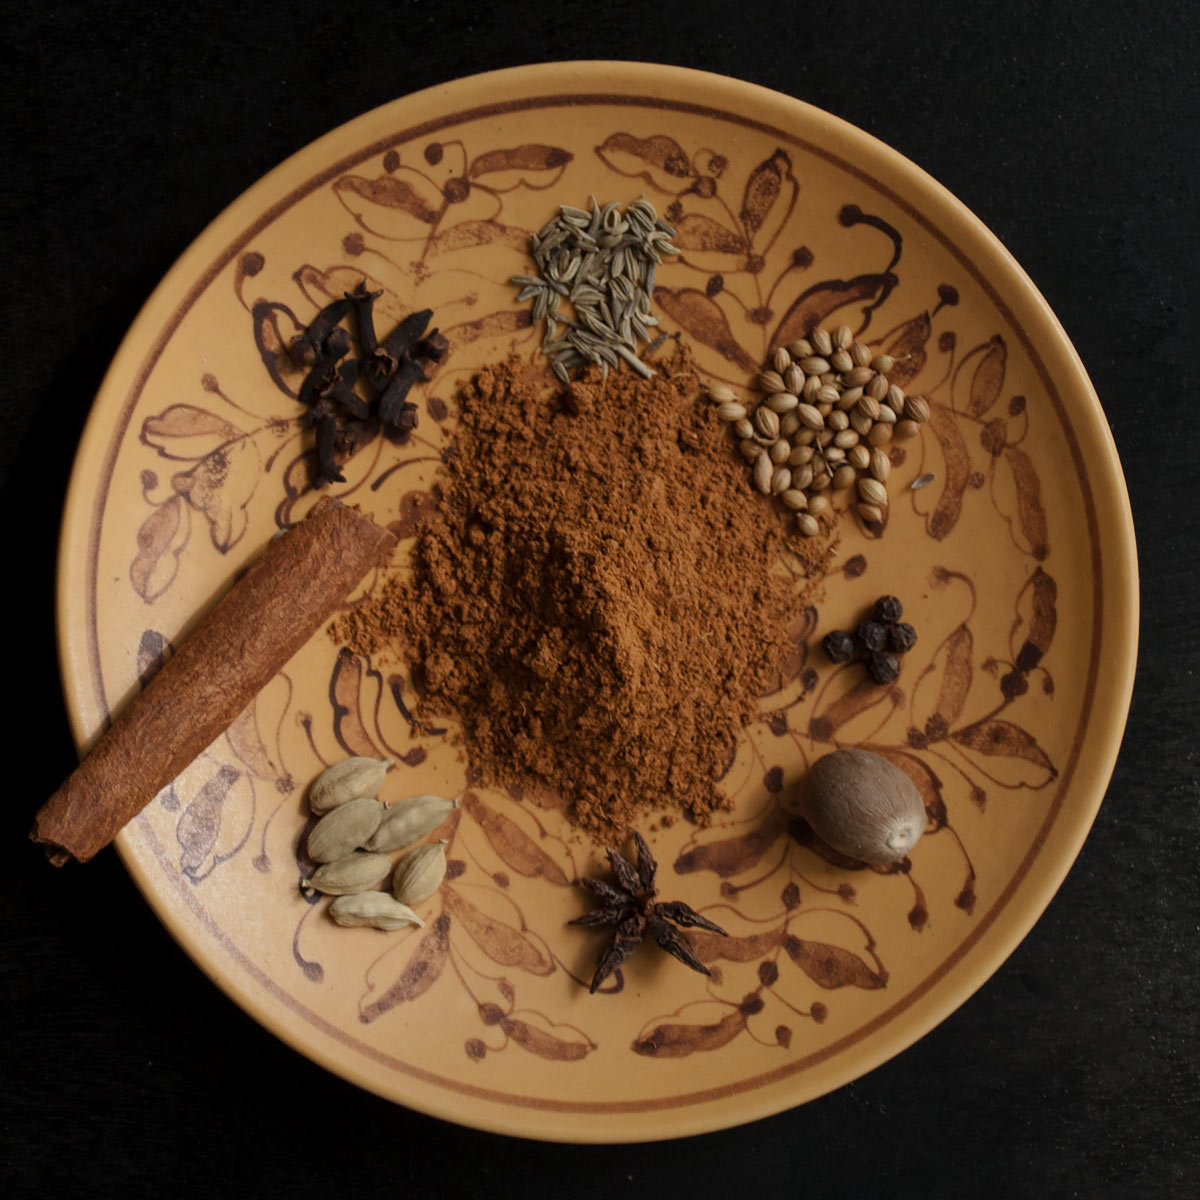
[33,498,396,865]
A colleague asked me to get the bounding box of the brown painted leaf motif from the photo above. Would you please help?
[333,171,443,239]
[739,149,797,251]
[466,144,571,190]
[868,746,948,829]
[996,446,1049,561]
[952,718,1057,788]
[783,934,887,989]
[686,928,783,965]
[443,309,532,346]
[441,885,554,975]
[130,495,191,602]
[361,915,450,1022]
[966,335,1007,417]
[225,693,282,783]
[918,400,971,541]
[136,629,173,686]
[391,490,441,540]
[653,287,757,371]
[176,764,250,880]
[250,300,304,398]
[633,1008,748,1058]
[1011,567,1058,670]
[171,435,261,552]
[141,405,244,461]
[808,675,904,743]
[673,811,787,878]
[429,220,529,256]
[672,213,748,255]
[460,792,568,885]
[770,275,895,358]
[881,311,932,389]
[595,133,695,193]
[329,649,381,758]
[499,1015,593,1061]
[910,623,973,735]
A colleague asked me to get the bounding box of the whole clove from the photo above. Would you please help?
[290,287,448,487]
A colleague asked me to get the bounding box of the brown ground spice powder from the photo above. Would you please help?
[339,350,817,838]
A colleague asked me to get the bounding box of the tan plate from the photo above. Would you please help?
[57,62,1137,1142]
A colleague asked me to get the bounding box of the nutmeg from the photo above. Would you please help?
[799,749,926,864]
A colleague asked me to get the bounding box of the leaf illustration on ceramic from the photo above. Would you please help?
[915,400,971,540]
[782,933,887,990]
[595,132,696,194]
[868,746,949,830]
[141,404,245,462]
[361,914,451,1022]
[963,335,1007,417]
[633,1004,748,1058]
[686,927,783,965]
[333,171,444,239]
[175,763,255,882]
[951,717,1057,789]
[1010,566,1058,671]
[250,300,305,398]
[130,494,192,602]
[879,311,933,389]
[428,219,530,256]
[990,445,1049,560]
[171,435,261,552]
[653,286,757,371]
[460,792,569,885]
[808,674,904,744]
[769,275,896,357]
[673,811,788,879]
[910,623,974,738]
[441,884,554,976]
[136,629,173,686]
[225,685,286,785]
[328,649,383,758]
[443,309,533,346]
[670,212,749,274]
[495,1012,594,1061]
[739,149,797,253]
[467,144,572,191]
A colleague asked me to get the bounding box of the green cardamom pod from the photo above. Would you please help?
[391,840,448,906]
[365,794,456,853]
[308,755,393,814]
[307,796,386,863]
[303,850,392,896]
[329,892,425,931]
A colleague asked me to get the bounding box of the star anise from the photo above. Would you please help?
[570,833,727,993]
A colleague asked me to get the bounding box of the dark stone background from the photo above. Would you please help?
[1,2,1195,1196]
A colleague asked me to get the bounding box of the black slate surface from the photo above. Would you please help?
[2,2,1196,1196]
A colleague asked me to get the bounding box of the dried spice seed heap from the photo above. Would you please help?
[708,325,930,535]
[337,350,801,837]
[821,594,919,684]
[289,283,449,487]
[570,833,727,992]
[512,198,678,381]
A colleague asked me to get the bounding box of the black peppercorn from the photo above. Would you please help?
[888,622,918,653]
[856,620,888,653]
[872,594,904,624]
[867,651,901,684]
[822,630,856,663]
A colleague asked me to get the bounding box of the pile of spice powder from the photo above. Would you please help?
[339,348,805,837]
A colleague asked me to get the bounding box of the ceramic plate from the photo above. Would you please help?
[57,62,1137,1142]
